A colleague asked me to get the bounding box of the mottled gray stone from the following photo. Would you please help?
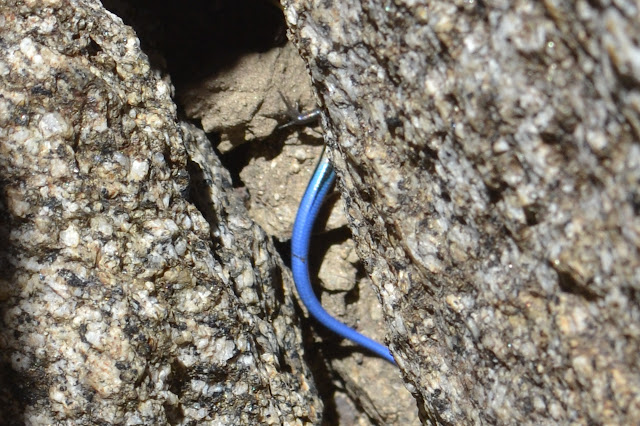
[284,0,640,424]
[0,0,320,424]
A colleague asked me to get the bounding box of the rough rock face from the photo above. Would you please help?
[284,0,640,424]
[0,1,320,424]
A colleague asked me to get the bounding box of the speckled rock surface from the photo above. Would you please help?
[0,1,320,424]
[285,0,640,424]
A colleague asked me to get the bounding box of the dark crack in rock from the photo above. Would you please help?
[0,0,320,424]
[284,0,640,424]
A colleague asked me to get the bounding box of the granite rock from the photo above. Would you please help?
[0,0,320,424]
[284,0,640,424]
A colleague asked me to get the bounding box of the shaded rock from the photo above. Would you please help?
[284,0,640,424]
[181,43,316,154]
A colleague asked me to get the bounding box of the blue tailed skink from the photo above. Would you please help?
[290,145,396,365]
